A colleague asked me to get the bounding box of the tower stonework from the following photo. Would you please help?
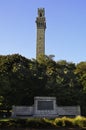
[36,8,46,59]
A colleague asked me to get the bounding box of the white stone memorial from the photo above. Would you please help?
[12,96,81,118]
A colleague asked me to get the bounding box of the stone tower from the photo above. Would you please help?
[36,8,46,59]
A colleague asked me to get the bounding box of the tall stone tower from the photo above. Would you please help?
[36,8,46,59]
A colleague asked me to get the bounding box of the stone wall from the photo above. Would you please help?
[12,106,33,117]
[57,106,81,116]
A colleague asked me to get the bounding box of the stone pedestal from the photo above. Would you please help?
[33,97,58,117]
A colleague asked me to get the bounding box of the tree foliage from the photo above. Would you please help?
[0,54,86,115]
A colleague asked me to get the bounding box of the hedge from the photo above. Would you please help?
[0,116,86,129]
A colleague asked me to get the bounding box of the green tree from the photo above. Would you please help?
[75,62,86,115]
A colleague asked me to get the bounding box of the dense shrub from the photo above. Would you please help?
[55,117,74,127]
[55,118,63,126]
[0,116,86,128]
[73,116,86,128]
[0,119,12,128]
[55,116,86,128]
[63,118,74,127]
[26,118,56,128]
[0,118,56,128]
[61,117,74,127]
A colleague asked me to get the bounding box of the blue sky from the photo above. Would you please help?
[0,0,86,63]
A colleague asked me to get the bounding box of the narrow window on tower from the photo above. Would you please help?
[40,13,42,17]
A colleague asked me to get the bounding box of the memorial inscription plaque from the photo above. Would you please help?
[38,101,53,110]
